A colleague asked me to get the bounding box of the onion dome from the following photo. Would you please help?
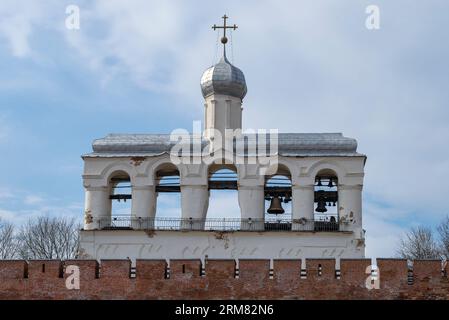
[200,54,247,100]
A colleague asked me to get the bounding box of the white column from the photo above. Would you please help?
[181,185,209,230]
[238,185,265,230]
[291,185,315,231]
[131,185,157,229]
[84,186,111,230]
[338,184,363,232]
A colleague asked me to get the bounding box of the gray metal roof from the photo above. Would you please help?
[84,133,362,158]
[200,55,247,99]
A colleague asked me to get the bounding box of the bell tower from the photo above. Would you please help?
[200,15,247,139]
[79,14,366,264]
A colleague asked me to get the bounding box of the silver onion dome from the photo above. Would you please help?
[200,55,247,100]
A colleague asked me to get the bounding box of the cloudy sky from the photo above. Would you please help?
[0,0,448,258]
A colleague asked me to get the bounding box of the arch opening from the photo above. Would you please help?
[207,164,240,226]
[264,164,292,231]
[108,170,132,229]
[154,163,181,223]
[314,169,339,231]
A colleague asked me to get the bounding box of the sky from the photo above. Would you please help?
[0,0,448,258]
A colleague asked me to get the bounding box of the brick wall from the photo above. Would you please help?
[0,259,448,300]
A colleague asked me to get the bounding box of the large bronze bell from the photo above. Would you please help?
[267,196,285,214]
[316,199,328,213]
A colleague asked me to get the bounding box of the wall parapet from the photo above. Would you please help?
[0,259,447,300]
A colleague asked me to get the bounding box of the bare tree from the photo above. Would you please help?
[437,215,449,259]
[0,219,18,259]
[397,226,441,260]
[17,216,80,260]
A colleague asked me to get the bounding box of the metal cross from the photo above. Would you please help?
[212,14,237,45]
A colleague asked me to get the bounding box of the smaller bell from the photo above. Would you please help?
[316,177,322,186]
[327,178,333,188]
[316,199,327,213]
[267,196,285,214]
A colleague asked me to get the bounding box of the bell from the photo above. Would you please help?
[316,199,328,213]
[316,177,322,186]
[267,196,285,214]
[327,178,333,188]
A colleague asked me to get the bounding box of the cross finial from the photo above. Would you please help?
[212,14,238,56]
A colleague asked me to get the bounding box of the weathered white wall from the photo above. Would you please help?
[204,94,243,139]
[82,155,365,229]
[81,154,366,258]
[79,230,365,262]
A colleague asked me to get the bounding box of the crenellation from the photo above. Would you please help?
[28,260,63,279]
[305,259,336,281]
[0,260,28,279]
[136,259,167,280]
[340,258,371,285]
[204,259,235,280]
[99,259,132,279]
[65,259,99,281]
[412,260,443,280]
[238,259,270,281]
[170,259,202,280]
[0,259,447,299]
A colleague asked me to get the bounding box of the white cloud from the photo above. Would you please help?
[0,13,32,57]
[24,195,44,205]
[0,203,82,226]
[0,0,54,58]
[0,209,16,221]
[63,0,192,92]
[363,201,409,258]
[364,215,405,259]
[0,186,82,226]
[207,191,241,219]
[156,193,182,218]
[0,188,14,201]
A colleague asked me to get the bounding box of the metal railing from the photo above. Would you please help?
[97,216,350,232]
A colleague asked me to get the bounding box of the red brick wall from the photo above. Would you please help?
[339,258,372,299]
[272,260,301,299]
[0,259,448,300]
